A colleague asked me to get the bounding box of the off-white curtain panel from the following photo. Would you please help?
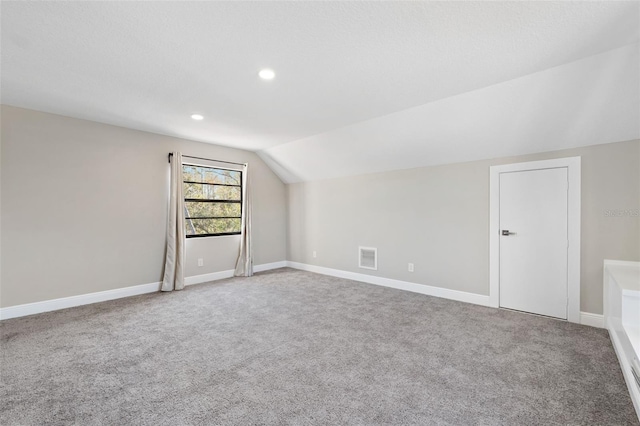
[162,152,185,291]
[234,163,253,277]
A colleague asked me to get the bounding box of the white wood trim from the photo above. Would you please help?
[580,312,604,328]
[567,158,582,323]
[185,261,288,286]
[0,281,161,320]
[254,261,288,272]
[184,270,235,286]
[603,259,640,421]
[0,261,286,320]
[287,261,491,307]
[604,259,640,268]
[489,167,501,309]
[489,156,581,323]
[608,318,640,421]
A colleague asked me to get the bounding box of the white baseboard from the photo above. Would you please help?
[254,261,288,273]
[285,262,611,328]
[0,261,286,320]
[286,261,491,307]
[0,281,161,320]
[184,261,288,286]
[184,270,234,286]
[1,260,603,327]
[580,311,604,328]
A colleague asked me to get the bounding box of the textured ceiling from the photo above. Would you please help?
[2,1,639,182]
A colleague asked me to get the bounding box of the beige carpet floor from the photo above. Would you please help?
[1,268,637,425]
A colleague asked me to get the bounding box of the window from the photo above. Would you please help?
[183,164,242,237]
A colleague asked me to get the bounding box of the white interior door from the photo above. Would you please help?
[499,167,568,319]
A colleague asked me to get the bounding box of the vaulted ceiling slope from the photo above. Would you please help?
[2,2,639,182]
[263,43,640,182]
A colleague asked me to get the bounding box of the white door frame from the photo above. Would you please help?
[489,157,581,323]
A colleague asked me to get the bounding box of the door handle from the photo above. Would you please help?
[501,230,516,236]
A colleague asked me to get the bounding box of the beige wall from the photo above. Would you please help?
[1,106,287,307]
[2,104,638,315]
[287,139,640,315]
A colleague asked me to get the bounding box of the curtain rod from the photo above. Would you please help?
[168,153,246,167]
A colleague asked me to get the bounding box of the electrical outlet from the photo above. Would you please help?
[197,258,204,267]
[313,251,317,258]
[408,263,414,272]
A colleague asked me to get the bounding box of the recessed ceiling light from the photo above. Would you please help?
[191,114,204,120]
[259,69,275,80]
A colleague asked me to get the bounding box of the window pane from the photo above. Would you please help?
[184,202,241,218]
[184,182,241,200]
[183,165,241,185]
[185,218,241,236]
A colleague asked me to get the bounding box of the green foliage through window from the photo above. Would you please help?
[183,165,242,237]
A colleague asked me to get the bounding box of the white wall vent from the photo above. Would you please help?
[358,246,377,270]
